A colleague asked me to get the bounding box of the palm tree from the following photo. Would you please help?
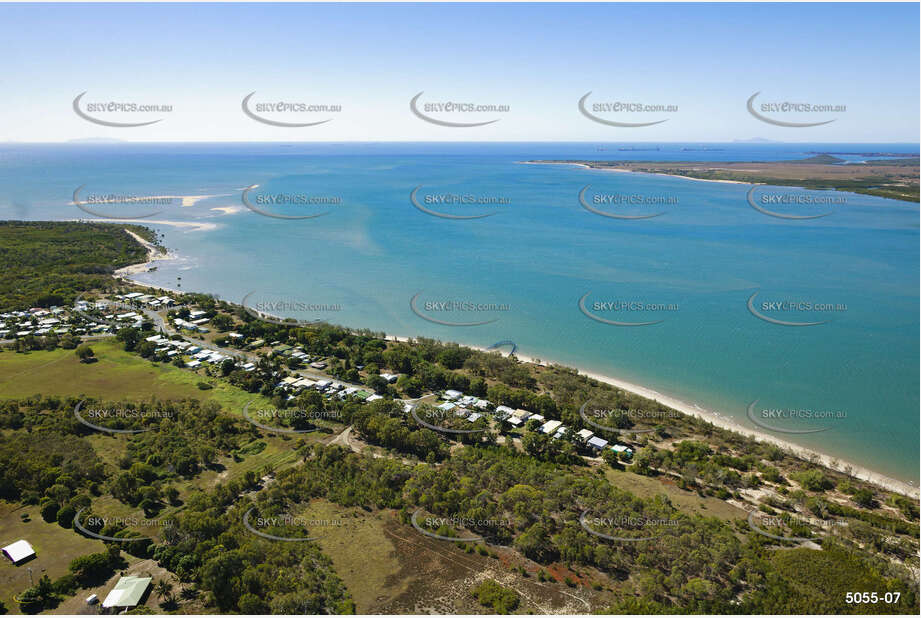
[155,579,174,603]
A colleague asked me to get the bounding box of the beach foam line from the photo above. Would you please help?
[384,334,918,498]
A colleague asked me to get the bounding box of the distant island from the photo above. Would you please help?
[528,155,920,202]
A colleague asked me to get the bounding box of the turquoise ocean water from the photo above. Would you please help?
[1,142,917,483]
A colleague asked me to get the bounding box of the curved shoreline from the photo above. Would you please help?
[111,238,918,499]
[387,335,919,498]
[114,228,177,278]
[574,366,918,498]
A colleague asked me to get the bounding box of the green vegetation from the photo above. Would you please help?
[0,221,918,614]
[471,579,520,613]
[741,546,916,614]
[0,221,155,311]
[532,157,920,202]
[0,338,274,413]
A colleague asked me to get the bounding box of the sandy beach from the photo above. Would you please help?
[522,160,753,185]
[573,366,918,498]
[114,228,178,279]
[386,334,918,498]
[106,227,918,499]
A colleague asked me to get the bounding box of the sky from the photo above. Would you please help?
[0,2,918,142]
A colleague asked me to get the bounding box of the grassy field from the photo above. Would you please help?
[0,339,332,535]
[294,500,407,614]
[294,500,607,614]
[603,466,746,521]
[49,556,178,616]
[178,436,306,497]
[0,338,274,413]
[0,503,108,610]
[0,341,334,613]
[1,504,182,614]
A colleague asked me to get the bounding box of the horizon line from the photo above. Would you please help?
[3,140,920,146]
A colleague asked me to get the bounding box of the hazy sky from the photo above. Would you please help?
[2,2,918,142]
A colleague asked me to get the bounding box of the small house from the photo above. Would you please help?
[611,444,634,459]
[102,575,152,610]
[587,436,609,451]
[540,420,562,435]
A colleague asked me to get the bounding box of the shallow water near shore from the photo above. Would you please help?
[1,141,917,483]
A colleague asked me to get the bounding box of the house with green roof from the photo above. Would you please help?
[102,575,152,609]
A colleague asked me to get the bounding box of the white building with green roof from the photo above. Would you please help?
[102,575,151,609]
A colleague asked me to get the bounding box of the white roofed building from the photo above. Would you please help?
[102,576,152,609]
[2,539,35,563]
[540,420,562,434]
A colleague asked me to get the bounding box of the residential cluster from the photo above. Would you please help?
[430,389,635,458]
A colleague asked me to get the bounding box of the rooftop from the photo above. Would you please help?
[102,576,152,608]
